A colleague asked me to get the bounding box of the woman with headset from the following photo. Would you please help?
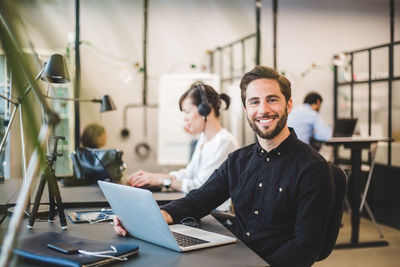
[127,82,239,211]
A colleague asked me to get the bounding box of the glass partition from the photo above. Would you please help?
[371,47,389,80]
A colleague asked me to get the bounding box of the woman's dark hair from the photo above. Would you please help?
[81,123,105,148]
[179,82,230,117]
[240,65,291,106]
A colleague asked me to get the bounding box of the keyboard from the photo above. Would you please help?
[172,231,210,247]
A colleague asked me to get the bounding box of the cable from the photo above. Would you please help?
[78,245,127,261]
[180,217,200,228]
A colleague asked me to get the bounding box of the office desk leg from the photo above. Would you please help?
[335,146,389,249]
[349,147,362,244]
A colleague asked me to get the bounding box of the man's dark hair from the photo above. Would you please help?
[304,92,323,105]
[239,66,291,106]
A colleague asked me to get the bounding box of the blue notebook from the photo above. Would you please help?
[12,232,139,267]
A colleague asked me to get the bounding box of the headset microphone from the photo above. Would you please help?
[194,82,211,121]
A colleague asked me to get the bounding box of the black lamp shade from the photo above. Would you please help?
[100,95,116,112]
[41,54,70,83]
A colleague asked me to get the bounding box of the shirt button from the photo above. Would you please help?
[279,187,283,192]
[266,157,270,162]
[254,210,259,215]
[246,232,250,236]
[259,183,263,187]
[278,152,281,156]
[261,149,264,153]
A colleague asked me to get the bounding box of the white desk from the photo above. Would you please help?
[0,210,268,266]
[0,179,184,208]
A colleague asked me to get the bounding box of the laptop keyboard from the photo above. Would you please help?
[172,231,210,247]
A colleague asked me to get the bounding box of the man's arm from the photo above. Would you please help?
[161,160,231,223]
[313,116,332,141]
[114,157,231,235]
[266,161,334,266]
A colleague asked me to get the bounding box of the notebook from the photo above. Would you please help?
[333,118,358,137]
[11,232,139,267]
[98,181,236,252]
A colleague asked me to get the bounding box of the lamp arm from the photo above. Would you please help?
[34,65,45,80]
[21,63,48,98]
[44,95,101,103]
[0,93,18,105]
[0,104,18,153]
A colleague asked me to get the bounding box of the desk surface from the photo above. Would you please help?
[0,179,184,207]
[0,210,268,267]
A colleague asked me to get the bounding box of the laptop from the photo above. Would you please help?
[98,181,236,252]
[333,118,358,137]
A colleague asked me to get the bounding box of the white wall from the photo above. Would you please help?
[9,0,398,176]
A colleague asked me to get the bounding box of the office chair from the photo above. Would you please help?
[211,210,236,225]
[310,137,323,152]
[317,163,347,261]
[211,205,236,228]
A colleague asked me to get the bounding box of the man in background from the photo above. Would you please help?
[287,92,332,148]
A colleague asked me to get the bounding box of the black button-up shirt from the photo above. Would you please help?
[161,129,334,267]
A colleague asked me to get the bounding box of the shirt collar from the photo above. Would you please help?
[256,128,298,159]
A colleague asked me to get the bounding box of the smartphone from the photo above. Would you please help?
[47,242,79,254]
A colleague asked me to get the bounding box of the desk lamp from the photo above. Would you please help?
[44,94,116,113]
[0,51,70,266]
[0,53,70,181]
[0,2,73,263]
[41,53,70,83]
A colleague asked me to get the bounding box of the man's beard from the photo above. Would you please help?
[247,108,288,140]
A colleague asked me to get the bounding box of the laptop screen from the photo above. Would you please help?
[333,118,358,137]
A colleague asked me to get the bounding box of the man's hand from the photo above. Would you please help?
[127,170,162,187]
[113,216,127,236]
[161,210,173,224]
[113,210,173,237]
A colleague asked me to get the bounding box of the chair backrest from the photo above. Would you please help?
[317,164,348,261]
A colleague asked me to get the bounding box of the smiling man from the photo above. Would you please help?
[114,66,334,267]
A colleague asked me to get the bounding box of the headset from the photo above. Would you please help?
[194,82,211,121]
